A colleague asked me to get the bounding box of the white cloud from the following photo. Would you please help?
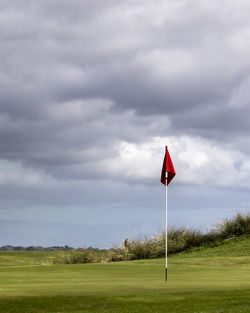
[99,136,250,189]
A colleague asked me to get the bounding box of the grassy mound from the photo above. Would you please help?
[49,212,250,264]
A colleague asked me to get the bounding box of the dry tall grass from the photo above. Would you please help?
[47,212,250,264]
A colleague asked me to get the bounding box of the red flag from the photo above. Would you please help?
[161,146,176,185]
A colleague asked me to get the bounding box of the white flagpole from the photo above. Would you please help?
[165,171,168,281]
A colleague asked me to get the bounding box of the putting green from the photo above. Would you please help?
[0,236,249,313]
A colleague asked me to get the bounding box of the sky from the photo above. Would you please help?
[1,0,250,248]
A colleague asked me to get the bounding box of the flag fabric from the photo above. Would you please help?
[161,146,176,186]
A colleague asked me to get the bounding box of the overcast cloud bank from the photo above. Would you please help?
[1,0,250,246]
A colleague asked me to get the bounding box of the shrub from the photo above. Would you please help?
[50,249,108,264]
[215,212,250,238]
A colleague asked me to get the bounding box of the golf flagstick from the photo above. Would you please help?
[165,171,168,281]
[160,145,176,282]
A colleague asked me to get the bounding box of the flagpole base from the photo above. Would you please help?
[165,268,168,281]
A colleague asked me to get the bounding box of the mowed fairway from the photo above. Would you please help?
[0,237,250,313]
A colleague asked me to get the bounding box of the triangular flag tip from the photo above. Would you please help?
[161,146,176,185]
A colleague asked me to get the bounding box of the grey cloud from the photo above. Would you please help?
[2,0,250,247]
[0,0,250,182]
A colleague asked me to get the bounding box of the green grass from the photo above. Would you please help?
[0,235,249,312]
[0,251,57,267]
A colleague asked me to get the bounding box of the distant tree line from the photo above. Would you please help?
[0,245,74,251]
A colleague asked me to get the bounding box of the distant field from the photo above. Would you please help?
[0,235,249,313]
[0,251,57,267]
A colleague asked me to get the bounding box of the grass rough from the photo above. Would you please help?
[48,212,250,264]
